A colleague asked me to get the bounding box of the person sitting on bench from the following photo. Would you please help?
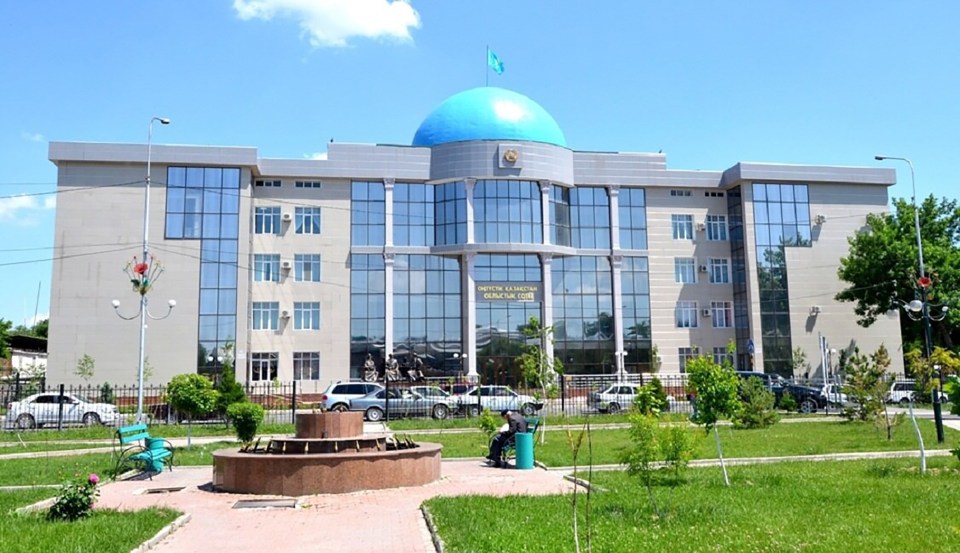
[486,409,528,468]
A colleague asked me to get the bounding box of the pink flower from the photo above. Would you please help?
[134,263,149,275]
[88,474,100,485]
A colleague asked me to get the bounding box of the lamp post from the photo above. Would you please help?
[207,353,225,384]
[112,117,173,423]
[614,350,628,380]
[454,352,468,379]
[877,154,946,443]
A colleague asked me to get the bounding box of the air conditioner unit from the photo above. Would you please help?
[696,222,706,231]
[810,305,822,315]
[814,214,827,225]
[698,264,708,273]
[281,212,293,222]
[280,309,290,319]
[280,260,292,270]
[701,308,712,317]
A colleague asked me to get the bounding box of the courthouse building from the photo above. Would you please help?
[46,87,903,389]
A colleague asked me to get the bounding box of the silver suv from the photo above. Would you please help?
[885,379,947,404]
[320,381,383,411]
[588,383,642,414]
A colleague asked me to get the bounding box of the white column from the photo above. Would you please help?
[384,253,395,357]
[608,185,621,250]
[540,181,552,245]
[611,254,626,378]
[463,253,478,380]
[384,178,395,248]
[464,178,476,244]
[540,253,555,373]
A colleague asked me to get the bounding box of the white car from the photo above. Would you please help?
[885,379,948,404]
[5,392,120,429]
[588,383,642,414]
[820,384,849,406]
[453,385,543,417]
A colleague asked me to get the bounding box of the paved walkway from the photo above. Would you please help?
[96,460,575,553]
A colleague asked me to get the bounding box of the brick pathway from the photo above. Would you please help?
[96,459,575,553]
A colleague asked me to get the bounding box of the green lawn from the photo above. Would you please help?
[425,457,960,552]
[413,419,958,466]
[0,488,179,553]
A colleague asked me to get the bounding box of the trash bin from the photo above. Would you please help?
[514,431,534,470]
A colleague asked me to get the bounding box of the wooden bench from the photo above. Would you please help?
[502,417,540,462]
[114,423,174,477]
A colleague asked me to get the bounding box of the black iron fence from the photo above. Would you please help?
[0,373,934,432]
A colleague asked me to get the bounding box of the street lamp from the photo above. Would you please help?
[877,154,947,443]
[207,353,225,384]
[453,352,468,379]
[113,117,173,423]
[614,350,628,380]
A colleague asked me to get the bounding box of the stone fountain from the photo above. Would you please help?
[212,411,442,495]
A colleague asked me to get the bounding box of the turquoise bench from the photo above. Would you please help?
[114,423,174,477]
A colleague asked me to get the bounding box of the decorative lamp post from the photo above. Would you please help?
[453,352,468,379]
[112,116,174,423]
[614,350,628,380]
[207,353,225,384]
[876,154,948,444]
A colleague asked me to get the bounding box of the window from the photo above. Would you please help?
[255,206,281,235]
[473,179,542,244]
[676,301,698,328]
[293,352,321,380]
[295,181,321,189]
[255,180,281,187]
[295,207,321,235]
[713,346,731,366]
[709,258,730,284]
[706,214,728,241]
[254,254,280,282]
[294,302,321,330]
[678,347,698,372]
[672,214,694,240]
[251,352,278,381]
[295,254,321,282]
[618,188,648,250]
[252,302,279,330]
[674,258,696,284]
[394,183,435,246]
[705,191,725,198]
[670,189,691,197]
[712,301,733,328]
[351,181,386,246]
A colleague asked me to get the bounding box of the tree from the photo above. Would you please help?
[836,196,960,350]
[905,346,960,401]
[732,376,780,429]
[792,347,810,379]
[166,374,219,449]
[74,354,95,382]
[517,316,564,443]
[686,355,741,486]
[0,318,11,359]
[216,344,246,420]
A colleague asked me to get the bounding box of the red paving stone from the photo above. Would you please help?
[96,459,575,553]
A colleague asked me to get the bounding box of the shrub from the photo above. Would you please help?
[777,391,798,412]
[733,377,780,429]
[217,367,246,417]
[226,402,265,444]
[633,380,669,416]
[478,408,500,439]
[47,473,100,522]
[99,382,114,404]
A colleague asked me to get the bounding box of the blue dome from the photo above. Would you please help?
[412,87,566,148]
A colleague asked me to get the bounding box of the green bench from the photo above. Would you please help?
[502,417,540,461]
[114,423,174,477]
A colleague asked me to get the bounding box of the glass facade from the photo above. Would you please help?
[474,180,542,243]
[434,182,466,245]
[549,186,572,246]
[394,183,435,246]
[753,183,811,376]
[351,181,385,246]
[392,255,462,374]
[620,256,652,371]
[553,256,615,374]
[618,188,647,250]
[568,188,610,249]
[166,167,240,374]
[728,187,750,369]
[349,254,386,371]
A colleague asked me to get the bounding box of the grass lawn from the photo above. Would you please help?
[425,456,960,552]
[0,488,180,553]
[413,419,959,466]
[0,442,112,454]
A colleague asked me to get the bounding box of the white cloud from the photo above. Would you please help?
[21,132,45,142]
[0,194,56,220]
[233,0,420,47]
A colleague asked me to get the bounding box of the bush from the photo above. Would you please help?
[217,367,246,417]
[478,408,500,439]
[47,474,100,522]
[734,377,780,429]
[226,402,265,444]
[777,392,798,412]
[99,382,114,404]
[634,380,669,416]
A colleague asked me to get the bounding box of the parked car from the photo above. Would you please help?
[348,388,453,421]
[820,384,849,406]
[320,381,383,412]
[408,385,452,400]
[735,371,786,391]
[588,383,641,414]
[885,379,948,404]
[453,385,543,417]
[781,384,825,414]
[5,392,119,429]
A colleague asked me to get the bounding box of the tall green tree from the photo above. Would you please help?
[836,196,960,350]
[0,318,11,358]
[686,355,741,486]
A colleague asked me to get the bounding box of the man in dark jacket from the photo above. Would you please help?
[486,410,528,468]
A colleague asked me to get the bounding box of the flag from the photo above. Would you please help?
[487,48,504,75]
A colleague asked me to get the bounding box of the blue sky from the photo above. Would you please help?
[1,1,958,327]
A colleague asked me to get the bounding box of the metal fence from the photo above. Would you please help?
[0,373,929,432]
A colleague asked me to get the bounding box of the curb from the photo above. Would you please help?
[131,512,192,553]
[420,504,446,553]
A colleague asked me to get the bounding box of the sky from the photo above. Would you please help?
[1,1,958,328]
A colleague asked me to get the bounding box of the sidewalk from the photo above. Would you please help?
[96,459,575,553]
